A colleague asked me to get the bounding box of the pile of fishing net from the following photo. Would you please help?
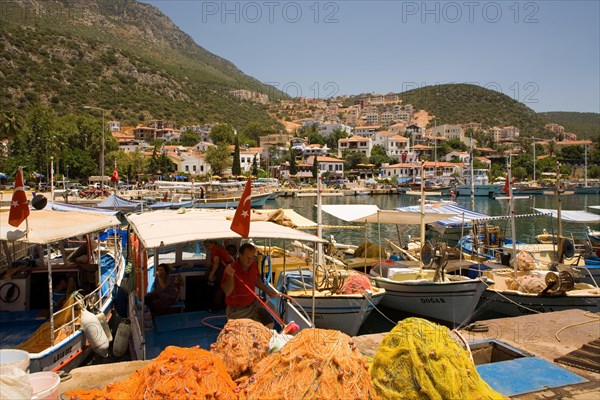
[339,271,374,294]
[210,318,272,379]
[19,292,80,353]
[237,328,378,400]
[506,275,547,293]
[66,346,237,400]
[516,251,537,271]
[370,318,506,400]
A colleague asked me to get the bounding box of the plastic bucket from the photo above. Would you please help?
[28,372,60,400]
[0,349,30,372]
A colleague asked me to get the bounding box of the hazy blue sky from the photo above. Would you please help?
[143,0,599,113]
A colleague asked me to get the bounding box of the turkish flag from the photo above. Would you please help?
[503,175,510,197]
[230,178,252,238]
[110,168,119,184]
[9,167,30,227]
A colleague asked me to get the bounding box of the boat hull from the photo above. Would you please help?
[194,193,270,208]
[285,290,385,336]
[479,289,600,317]
[372,277,487,326]
[456,184,503,197]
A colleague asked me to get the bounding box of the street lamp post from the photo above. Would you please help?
[84,105,107,197]
[530,137,542,184]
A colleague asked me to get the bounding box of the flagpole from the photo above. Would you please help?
[507,157,517,278]
[50,157,54,206]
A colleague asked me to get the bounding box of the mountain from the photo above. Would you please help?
[396,84,547,134]
[0,0,285,128]
[538,112,600,140]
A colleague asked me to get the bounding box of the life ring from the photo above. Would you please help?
[0,282,20,303]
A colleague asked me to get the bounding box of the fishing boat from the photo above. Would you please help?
[320,202,490,327]
[0,209,125,372]
[474,162,600,318]
[124,208,341,360]
[274,268,386,337]
[454,169,503,197]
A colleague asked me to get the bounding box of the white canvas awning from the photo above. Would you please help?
[320,204,456,225]
[0,209,121,244]
[589,205,600,210]
[126,209,325,249]
[533,208,600,224]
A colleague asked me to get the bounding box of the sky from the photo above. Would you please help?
[143,0,600,113]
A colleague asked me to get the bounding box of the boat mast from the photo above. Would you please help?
[420,161,426,270]
[556,162,563,262]
[507,157,517,277]
[584,143,588,188]
[469,130,475,209]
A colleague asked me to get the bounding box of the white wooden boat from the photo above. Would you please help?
[275,269,385,336]
[0,209,125,372]
[124,209,325,360]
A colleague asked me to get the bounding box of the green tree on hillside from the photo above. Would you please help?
[180,130,200,146]
[232,134,241,176]
[344,151,368,170]
[252,155,259,177]
[369,145,391,167]
[205,143,231,176]
[210,124,235,144]
[289,146,298,175]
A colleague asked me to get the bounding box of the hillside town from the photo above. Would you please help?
[96,92,593,187]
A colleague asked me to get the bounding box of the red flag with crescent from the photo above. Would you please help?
[230,178,252,238]
[503,175,510,197]
[110,167,119,184]
[9,167,30,227]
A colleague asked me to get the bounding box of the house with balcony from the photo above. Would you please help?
[445,151,470,163]
[385,134,410,158]
[338,136,373,158]
[303,144,329,157]
[354,125,380,137]
[169,152,209,176]
[423,162,461,179]
[380,163,417,179]
[134,125,157,141]
[308,156,345,176]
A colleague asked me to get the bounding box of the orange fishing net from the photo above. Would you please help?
[339,272,373,294]
[210,318,272,380]
[66,346,237,400]
[19,293,80,353]
[238,328,378,400]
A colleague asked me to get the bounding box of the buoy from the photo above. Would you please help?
[95,312,113,342]
[80,309,109,357]
[113,319,131,358]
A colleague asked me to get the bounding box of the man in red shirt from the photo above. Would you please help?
[205,240,234,312]
[222,243,279,327]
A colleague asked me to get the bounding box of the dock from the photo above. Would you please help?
[353,309,599,399]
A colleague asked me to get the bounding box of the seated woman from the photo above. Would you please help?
[144,264,179,316]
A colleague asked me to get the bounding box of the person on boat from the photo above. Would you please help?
[205,240,234,312]
[221,243,279,327]
[144,264,179,316]
[226,244,238,259]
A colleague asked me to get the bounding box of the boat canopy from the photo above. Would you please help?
[126,209,326,249]
[96,194,141,210]
[320,204,456,225]
[589,205,600,210]
[533,208,600,224]
[0,209,120,244]
[49,201,120,215]
[397,202,488,227]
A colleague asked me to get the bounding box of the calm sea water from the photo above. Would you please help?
[272,193,600,245]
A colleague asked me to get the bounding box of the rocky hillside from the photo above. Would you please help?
[0,0,285,128]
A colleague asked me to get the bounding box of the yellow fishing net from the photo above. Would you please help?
[18,293,80,353]
[210,318,272,380]
[238,328,378,400]
[370,318,506,400]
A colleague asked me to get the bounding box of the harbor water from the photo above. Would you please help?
[271,193,600,246]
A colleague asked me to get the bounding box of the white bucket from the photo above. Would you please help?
[0,349,30,372]
[28,372,60,400]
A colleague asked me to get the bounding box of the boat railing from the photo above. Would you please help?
[48,254,123,346]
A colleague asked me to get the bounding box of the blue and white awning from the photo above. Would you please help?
[533,208,600,224]
[397,202,489,227]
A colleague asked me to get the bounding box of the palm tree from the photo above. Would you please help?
[547,139,558,157]
[0,111,21,140]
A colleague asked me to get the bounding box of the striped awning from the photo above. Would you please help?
[397,202,488,227]
[533,208,600,224]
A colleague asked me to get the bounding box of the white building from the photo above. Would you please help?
[338,136,373,158]
[308,156,345,176]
